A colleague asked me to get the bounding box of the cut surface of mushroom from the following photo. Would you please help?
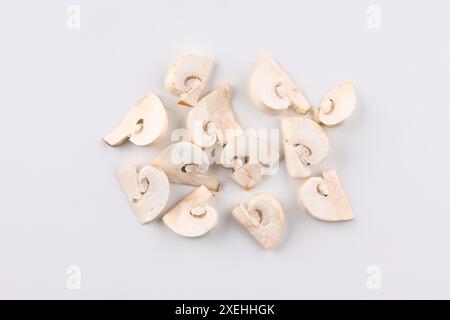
[250,54,310,115]
[232,193,284,250]
[153,142,220,191]
[165,53,212,108]
[299,170,354,221]
[187,84,243,148]
[163,185,217,237]
[117,163,169,224]
[318,80,356,126]
[221,134,280,190]
[281,117,329,178]
[103,93,168,147]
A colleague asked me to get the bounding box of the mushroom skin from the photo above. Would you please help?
[186,84,243,148]
[221,134,280,190]
[117,163,170,224]
[163,185,217,237]
[165,53,212,108]
[250,54,310,115]
[153,142,220,192]
[299,170,354,222]
[103,93,168,147]
[281,117,330,178]
[232,193,285,250]
[317,80,356,126]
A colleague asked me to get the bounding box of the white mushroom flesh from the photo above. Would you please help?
[318,80,356,126]
[163,185,217,237]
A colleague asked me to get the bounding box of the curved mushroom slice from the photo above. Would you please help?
[221,135,280,190]
[281,117,329,178]
[103,93,168,147]
[187,84,243,148]
[317,80,356,126]
[153,142,220,191]
[250,54,310,115]
[117,163,170,224]
[163,185,217,237]
[233,193,284,250]
[165,53,212,108]
[299,170,354,222]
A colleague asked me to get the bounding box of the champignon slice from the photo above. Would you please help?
[165,53,212,108]
[153,142,220,192]
[221,134,280,190]
[281,117,330,178]
[232,193,284,250]
[186,84,243,148]
[117,163,170,224]
[299,170,354,222]
[163,185,217,237]
[317,80,356,126]
[103,93,167,147]
[250,54,310,115]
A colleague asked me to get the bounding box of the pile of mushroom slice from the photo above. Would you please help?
[251,54,356,223]
[103,52,357,250]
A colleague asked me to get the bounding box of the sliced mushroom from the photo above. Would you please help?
[232,193,284,250]
[299,170,354,221]
[186,84,243,148]
[103,93,168,147]
[153,142,220,191]
[165,53,212,108]
[221,134,280,190]
[250,54,310,115]
[163,185,217,237]
[117,163,169,224]
[281,117,329,178]
[317,80,356,126]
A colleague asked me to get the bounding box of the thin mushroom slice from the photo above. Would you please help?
[187,84,243,148]
[299,170,354,222]
[103,93,168,147]
[281,117,330,178]
[117,163,170,224]
[163,185,217,237]
[317,80,356,126]
[165,53,212,108]
[250,54,310,115]
[153,142,220,192]
[221,134,280,190]
[232,193,284,250]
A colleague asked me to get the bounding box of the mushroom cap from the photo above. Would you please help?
[250,54,310,114]
[164,53,212,107]
[232,193,284,250]
[221,134,280,169]
[117,163,170,224]
[281,117,329,178]
[153,142,220,192]
[319,80,356,126]
[186,84,243,148]
[103,93,168,147]
[163,185,217,237]
[299,170,354,221]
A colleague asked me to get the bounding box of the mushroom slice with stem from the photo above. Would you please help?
[315,80,356,126]
[153,142,220,192]
[232,193,285,250]
[103,93,168,147]
[281,117,329,178]
[299,170,354,221]
[117,163,170,224]
[186,84,243,148]
[221,134,280,190]
[250,54,310,115]
[163,185,217,237]
[165,53,212,108]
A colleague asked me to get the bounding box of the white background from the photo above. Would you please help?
[1,0,449,299]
